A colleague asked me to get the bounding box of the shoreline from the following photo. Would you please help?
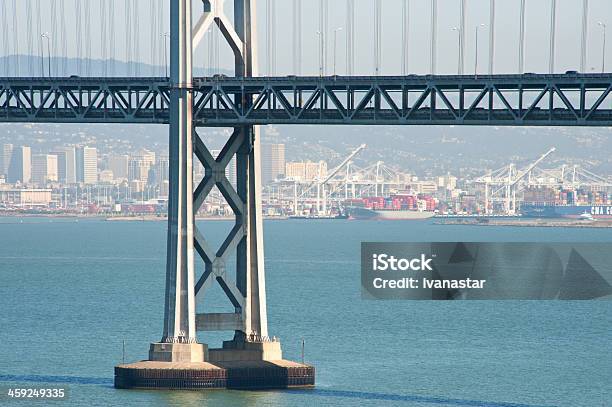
[2,213,612,228]
[0,213,289,222]
[435,219,612,228]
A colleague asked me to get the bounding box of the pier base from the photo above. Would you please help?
[114,359,315,390]
[115,340,314,390]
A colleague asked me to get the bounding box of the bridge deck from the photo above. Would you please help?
[1,74,611,126]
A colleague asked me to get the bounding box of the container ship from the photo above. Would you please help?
[346,194,436,220]
[521,203,612,219]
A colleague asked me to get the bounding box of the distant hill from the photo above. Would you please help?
[0,55,230,77]
[271,125,612,177]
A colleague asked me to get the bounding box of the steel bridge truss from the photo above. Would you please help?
[0,78,170,124]
[1,74,612,126]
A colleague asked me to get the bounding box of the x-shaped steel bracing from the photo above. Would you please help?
[189,0,268,339]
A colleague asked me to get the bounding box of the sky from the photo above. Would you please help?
[0,0,610,77]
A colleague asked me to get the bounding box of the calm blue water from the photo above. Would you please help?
[1,217,611,407]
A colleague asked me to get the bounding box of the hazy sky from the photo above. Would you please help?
[0,0,610,77]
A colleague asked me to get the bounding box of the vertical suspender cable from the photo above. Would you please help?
[430,0,437,74]
[580,0,589,72]
[134,0,140,76]
[549,0,556,73]
[519,0,526,73]
[85,0,91,76]
[75,0,82,75]
[352,0,356,75]
[292,0,297,75]
[274,1,278,75]
[60,0,67,75]
[271,0,276,75]
[0,2,8,76]
[211,0,219,74]
[109,0,116,76]
[266,0,275,75]
[12,0,20,76]
[210,0,215,74]
[346,0,354,76]
[374,0,381,75]
[318,0,323,76]
[319,0,328,75]
[402,0,409,75]
[266,0,270,75]
[460,0,466,75]
[489,0,495,75]
[324,0,328,75]
[26,2,33,76]
[51,0,57,76]
[298,0,302,75]
[101,0,107,76]
[207,23,213,75]
[373,0,377,75]
[159,0,164,76]
[126,0,132,76]
[36,0,43,76]
[293,0,301,75]
[151,0,158,76]
[379,0,382,73]
[215,0,220,74]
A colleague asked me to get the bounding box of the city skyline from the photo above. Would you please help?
[0,136,609,220]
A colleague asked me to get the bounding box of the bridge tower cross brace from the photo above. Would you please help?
[192,0,269,342]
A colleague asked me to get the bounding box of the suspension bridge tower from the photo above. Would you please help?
[114,0,315,389]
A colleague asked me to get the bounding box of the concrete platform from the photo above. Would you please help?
[114,359,315,390]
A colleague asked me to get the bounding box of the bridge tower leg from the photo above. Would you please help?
[146,0,204,363]
[115,0,314,389]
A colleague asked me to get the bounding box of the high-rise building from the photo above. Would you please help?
[437,174,458,191]
[7,146,31,184]
[52,147,77,184]
[155,154,170,184]
[108,155,129,182]
[129,160,151,183]
[129,150,156,183]
[285,161,328,181]
[31,154,59,185]
[261,143,285,184]
[1,144,14,176]
[76,147,98,184]
[98,170,115,184]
